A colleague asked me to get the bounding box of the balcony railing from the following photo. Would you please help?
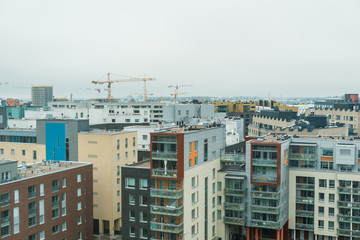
[0,216,10,226]
[150,222,183,234]
[252,205,280,215]
[52,201,60,208]
[338,201,360,209]
[0,198,10,207]
[150,188,183,199]
[295,223,313,231]
[28,208,37,216]
[296,197,314,204]
[338,187,360,195]
[338,229,360,237]
[252,175,277,184]
[224,216,245,225]
[251,191,279,200]
[152,152,178,161]
[289,153,316,161]
[220,154,245,163]
[296,183,315,190]
[250,219,281,230]
[224,202,246,211]
[296,210,314,218]
[152,168,178,178]
[338,215,360,224]
[224,188,246,196]
[252,159,277,167]
[150,205,183,216]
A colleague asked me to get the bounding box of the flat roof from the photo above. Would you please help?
[17,161,91,178]
[79,129,135,135]
[0,159,17,165]
[125,160,150,168]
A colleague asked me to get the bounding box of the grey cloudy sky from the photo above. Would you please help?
[1,0,360,100]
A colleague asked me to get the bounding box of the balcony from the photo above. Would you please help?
[338,229,360,237]
[150,205,183,216]
[150,188,183,199]
[338,187,360,195]
[252,159,277,167]
[338,201,360,209]
[152,152,178,161]
[296,210,314,218]
[152,168,178,178]
[296,197,314,204]
[224,216,245,225]
[150,222,183,234]
[224,202,246,211]
[224,188,246,197]
[251,191,279,200]
[250,219,281,230]
[295,223,313,231]
[252,205,280,215]
[296,183,315,190]
[252,175,277,184]
[289,153,316,161]
[221,154,245,164]
[338,215,360,224]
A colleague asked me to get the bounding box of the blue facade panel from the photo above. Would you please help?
[46,123,66,161]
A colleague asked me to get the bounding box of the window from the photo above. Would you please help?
[125,138,128,148]
[133,137,136,146]
[14,190,19,203]
[329,180,335,189]
[1,209,10,237]
[117,166,120,176]
[321,148,333,156]
[318,207,324,216]
[191,224,196,236]
[29,233,37,240]
[1,171,11,182]
[0,192,10,207]
[78,231,82,240]
[129,226,135,237]
[13,207,19,234]
[212,211,215,222]
[143,135,147,140]
[11,149,14,156]
[117,190,120,198]
[22,150,26,156]
[212,168,216,179]
[77,202,82,211]
[192,208,196,220]
[52,225,60,234]
[52,180,59,192]
[139,195,148,206]
[117,203,120,213]
[28,202,37,227]
[77,174,81,182]
[328,221,334,230]
[52,195,60,219]
[0,148,3,155]
[140,211,147,222]
[126,178,135,188]
[129,194,135,205]
[212,182,215,194]
[129,210,135,221]
[28,185,36,199]
[77,216,82,225]
[140,179,148,189]
[217,210,222,219]
[212,225,215,236]
[39,199,44,224]
[212,197,215,208]
[195,141,198,151]
[125,152,128,159]
[117,153,120,161]
[217,182,222,191]
[217,196,222,205]
[319,193,324,202]
[62,178,67,188]
[117,140,120,150]
[77,188,82,196]
[39,230,45,240]
[140,228,148,238]
[133,150,135,157]
[319,179,327,188]
[318,220,324,229]
[33,150,37,160]
[62,221,67,231]
[329,207,335,217]
[117,178,120,185]
[61,193,66,216]
[192,193,196,205]
[192,176,198,188]
[329,193,335,203]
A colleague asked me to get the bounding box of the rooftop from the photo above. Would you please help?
[0,159,17,165]
[79,129,135,135]
[126,160,151,168]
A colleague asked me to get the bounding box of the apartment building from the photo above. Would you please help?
[121,160,151,239]
[0,142,46,165]
[0,159,93,240]
[78,129,137,236]
[149,125,225,240]
[31,86,53,107]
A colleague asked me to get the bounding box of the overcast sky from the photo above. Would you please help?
[1,0,360,100]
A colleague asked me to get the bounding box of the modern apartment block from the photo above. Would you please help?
[78,129,137,236]
[121,160,151,239]
[31,86,53,107]
[149,125,226,240]
[0,141,46,165]
[0,159,93,240]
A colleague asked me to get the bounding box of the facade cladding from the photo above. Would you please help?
[121,161,151,239]
[0,160,93,240]
[36,119,89,161]
[31,86,53,107]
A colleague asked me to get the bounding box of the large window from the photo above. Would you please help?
[28,185,36,199]
[321,148,333,156]
[126,178,135,188]
[0,192,10,207]
[28,202,37,227]
[1,209,10,237]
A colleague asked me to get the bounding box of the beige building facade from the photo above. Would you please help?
[0,142,46,164]
[78,130,137,236]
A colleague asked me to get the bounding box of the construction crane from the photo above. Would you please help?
[169,85,193,103]
[91,73,156,102]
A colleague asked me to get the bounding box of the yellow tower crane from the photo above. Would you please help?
[168,84,193,103]
[92,73,156,102]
